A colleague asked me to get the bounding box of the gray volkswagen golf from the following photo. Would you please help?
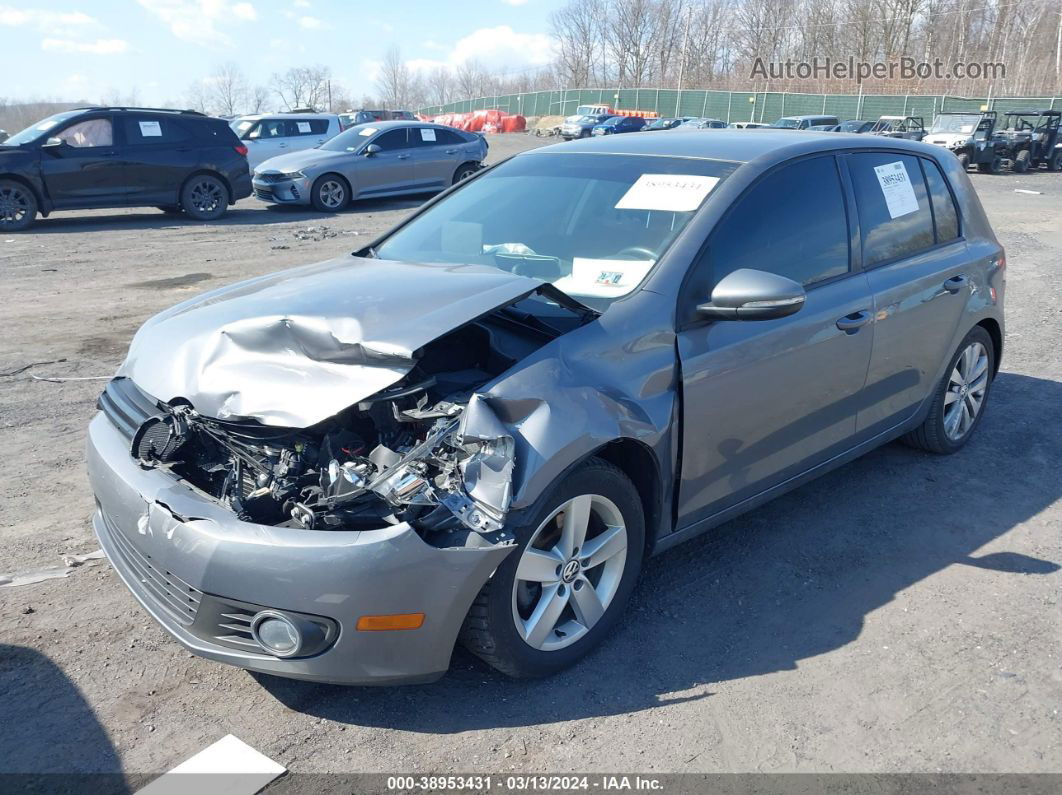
[87,130,1004,684]
[252,120,487,211]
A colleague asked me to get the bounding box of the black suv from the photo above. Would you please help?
[0,107,252,231]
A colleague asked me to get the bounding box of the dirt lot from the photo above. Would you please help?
[1,133,1060,783]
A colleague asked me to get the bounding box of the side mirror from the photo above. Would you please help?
[42,137,64,150]
[696,268,806,321]
[363,143,381,157]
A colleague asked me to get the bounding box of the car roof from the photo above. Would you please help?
[1004,109,1060,116]
[529,128,949,166]
[359,119,449,131]
[236,112,338,120]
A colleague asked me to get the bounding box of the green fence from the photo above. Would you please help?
[420,89,1061,122]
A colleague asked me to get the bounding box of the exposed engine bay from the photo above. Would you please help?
[124,293,590,537]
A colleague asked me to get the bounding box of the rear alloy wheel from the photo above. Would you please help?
[311,174,348,212]
[452,163,479,185]
[181,175,228,220]
[903,326,994,454]
[460,458,644,678]
[0,180,37,232]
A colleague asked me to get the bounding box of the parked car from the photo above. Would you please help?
[230,113,342,169]
[836,119,875,133]
[0,106,251,232]
[925,111,1005,172]
[871,116,927,141]
[995,109,1062,172]
[643,117,691,131]
[808,124,837,132]
[727,121,766,129]
[561,113,612,139]
[680,117,727,129]
[768,114,840,129]
[252,120,486,211]
[592,116,646,135]
[89,129,1003,685]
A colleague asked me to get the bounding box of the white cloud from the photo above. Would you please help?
[42,37,130,55]
[502,0,529,5]
[136,0,258,48]
[0,6,96,29]
[298,15,321,29]
[407,26,554,75]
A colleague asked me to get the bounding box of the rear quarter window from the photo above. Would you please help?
[121,116,190,145]
[923,158,960,242]
[848,152,935,267]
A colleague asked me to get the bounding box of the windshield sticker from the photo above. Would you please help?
[420,128,437,141]
[359,127,377,136]
[138,120,162,137]
[297,121,311,133]
[553,257,655,299]
[873,161,919,219]
[615,174,720,212]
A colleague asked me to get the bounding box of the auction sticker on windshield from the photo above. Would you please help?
[615,174,719,212]
[873,161,919,219]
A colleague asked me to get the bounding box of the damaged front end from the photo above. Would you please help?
[122,384,515,539]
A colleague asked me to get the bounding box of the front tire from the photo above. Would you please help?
[1013,149,1030,173]
[956,151,970,170]
[180,175,228,220]
[311,174,348,212]
[460,458,645,678]
[0,179,38,232]
[903,326,994,454]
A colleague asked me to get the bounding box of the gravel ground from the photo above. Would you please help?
[0,133,1059,783]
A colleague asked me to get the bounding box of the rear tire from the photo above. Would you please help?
[310,174,349,212]
[459,458,645,678]
[1048,149,1062,172]
[902,326,994,455]
[0,179,37,232]
[1013,149,1030,173]
[180,175,228,221]
[452,163,479,185]
[977,155,1001,174]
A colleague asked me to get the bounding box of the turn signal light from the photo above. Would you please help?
[356,613,425,631]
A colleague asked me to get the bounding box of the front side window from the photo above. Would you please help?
[374,152,738,309]
[708,155,850,288]
[923,159,960,243]
[56,118,113,148]
[849,152,935,266]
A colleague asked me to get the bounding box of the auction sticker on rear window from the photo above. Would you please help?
[873,160,919,219]
[138,121,162,137]
[616,174,719,212]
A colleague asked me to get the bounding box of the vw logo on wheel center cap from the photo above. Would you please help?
[561,559,580,583]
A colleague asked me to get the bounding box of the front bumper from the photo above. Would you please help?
[86,413,513,685]
[251,175,312,205]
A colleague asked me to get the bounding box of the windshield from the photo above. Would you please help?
[770,118,801,129]
[373,152,738,309]
[229,119,255,137]
[646,119,671,129]
[930,114,980,133]
[840,121,865,132]
[3,110,83,146]
[319,124,379,152]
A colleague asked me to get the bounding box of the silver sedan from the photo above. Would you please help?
[251,120,487,211]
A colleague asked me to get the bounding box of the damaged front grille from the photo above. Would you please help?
[102,510,202,626]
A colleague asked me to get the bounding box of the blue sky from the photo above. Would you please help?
[0,1,565,105]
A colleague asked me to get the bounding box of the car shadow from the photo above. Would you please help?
[0,644,130,792]
[24,193,438,234]
[256,371,1060,732]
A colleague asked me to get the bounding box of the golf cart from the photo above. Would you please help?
[996,109,1062,172]
[925,111,1005,172]
[871,115,927,141]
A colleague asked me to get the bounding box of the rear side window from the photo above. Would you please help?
[923,158,960,242]
[121,116,190,145]
[433,128,467,146]
[709,155,850,287]
[849,153,935,266]
[289,119,329,136]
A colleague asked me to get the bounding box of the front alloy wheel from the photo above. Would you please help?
[0,180,37,231]
[460,458,644,678]
[312,175,348,211]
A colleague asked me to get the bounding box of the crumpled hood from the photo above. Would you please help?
[255,148,348,174]
[119,256,540,427]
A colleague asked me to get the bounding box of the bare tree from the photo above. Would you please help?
[207,62,248,116]
[376,46,415,108]
[271,65,332,111]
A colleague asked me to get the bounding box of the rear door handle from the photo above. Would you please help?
[444,149,457,154]
[397,153,411,159]
[943,274,968,294]
[836,310,872,333]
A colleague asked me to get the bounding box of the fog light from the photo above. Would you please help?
[251,611,303,658]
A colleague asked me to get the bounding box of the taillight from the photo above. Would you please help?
[234,144,248,157]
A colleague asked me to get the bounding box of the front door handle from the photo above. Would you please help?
[444,149,457,154]
[943,274,968,294]
[397,153,410,159]
[836,310,872,333]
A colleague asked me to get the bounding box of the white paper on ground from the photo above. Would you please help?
[421,128,436,141]
[297,121,311,133]
[552,257,655,299]
[615,174,719,212]
[136,735,285,795]
[873,160,920,218]
[0,566,74,587]
[139,121,162,137]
